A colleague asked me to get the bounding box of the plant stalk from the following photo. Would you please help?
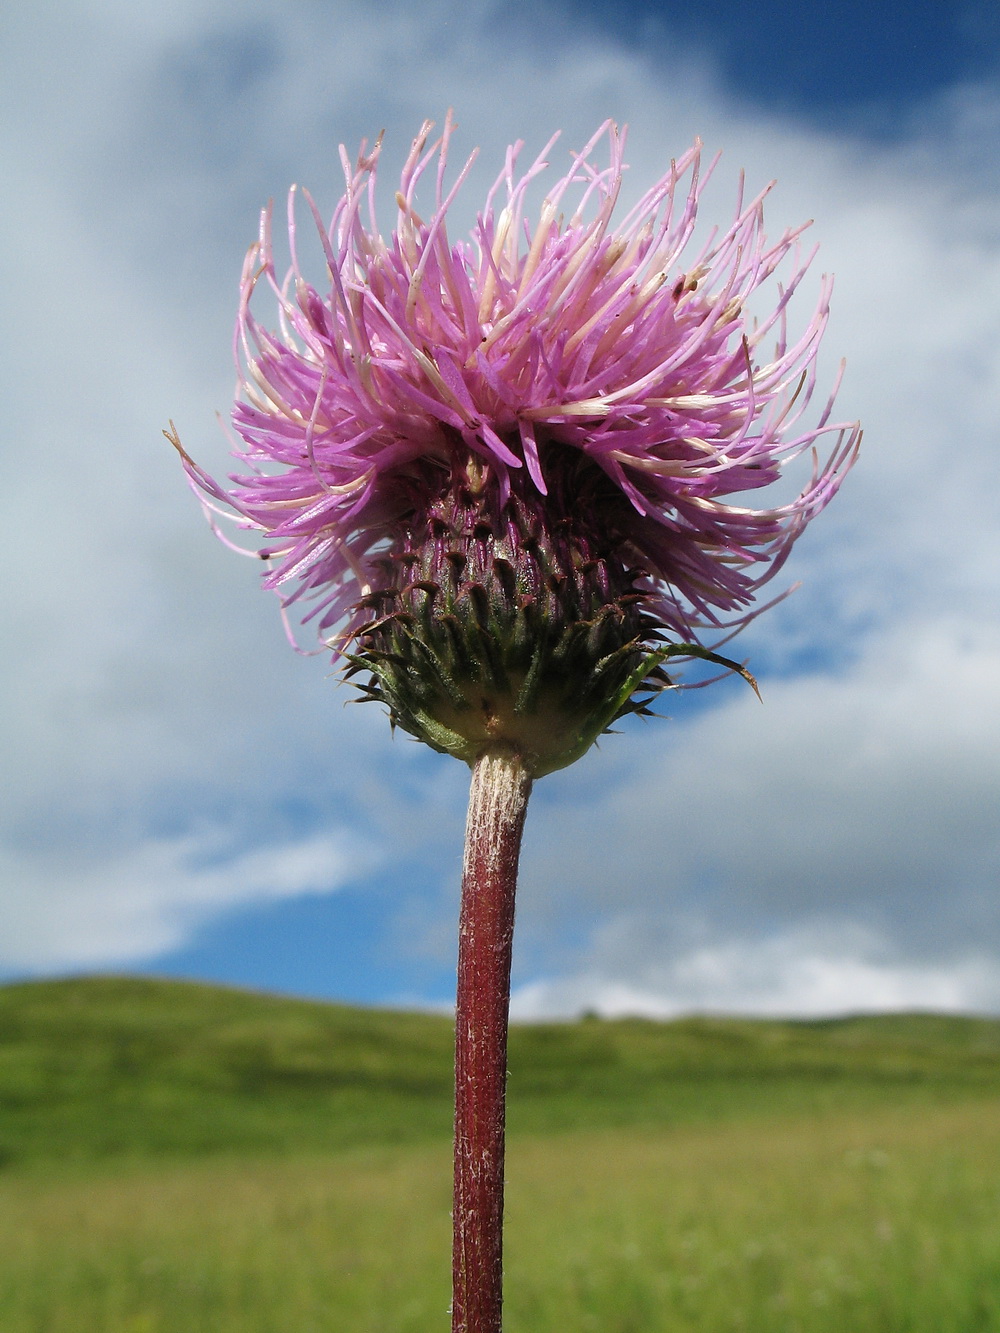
[452,744,533,1333]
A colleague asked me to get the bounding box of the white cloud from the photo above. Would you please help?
[510,618,1000,1010]
[510,931,1000,1020]
[527,618,1000,907]
[3,0,1000,1005]
[0,831,369,972]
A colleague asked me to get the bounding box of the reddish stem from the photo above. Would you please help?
[452,745,533,1333]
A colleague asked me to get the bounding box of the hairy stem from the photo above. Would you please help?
[452,745,533,1333]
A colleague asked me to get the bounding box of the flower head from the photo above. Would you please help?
[177,115,858,775]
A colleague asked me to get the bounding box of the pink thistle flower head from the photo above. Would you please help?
[175,115,859,776]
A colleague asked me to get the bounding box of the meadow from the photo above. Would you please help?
[2,975,1000,1330]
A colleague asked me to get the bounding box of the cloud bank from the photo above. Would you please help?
[3,0,999,1016]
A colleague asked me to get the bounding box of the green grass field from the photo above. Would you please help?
[2,975,1000,1330]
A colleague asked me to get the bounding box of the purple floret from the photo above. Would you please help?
[181,114,859,653]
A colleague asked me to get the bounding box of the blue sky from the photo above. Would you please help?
[574,0,999,122]
[3,0,1000,1017]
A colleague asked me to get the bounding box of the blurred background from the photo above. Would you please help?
[3,0,1000,1018]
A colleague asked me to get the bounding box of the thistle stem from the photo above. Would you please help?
[452,745,533,1333]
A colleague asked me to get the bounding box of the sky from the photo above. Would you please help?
[3,0,1000,1018]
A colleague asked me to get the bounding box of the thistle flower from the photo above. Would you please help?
[177,116,857,777]
[174,116,859,1333]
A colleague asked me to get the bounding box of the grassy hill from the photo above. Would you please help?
[4,976,1000,1330]
[2,974,1000,1168]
